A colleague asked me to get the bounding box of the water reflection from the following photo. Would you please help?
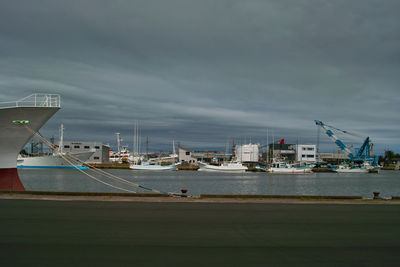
[18,169,400,198]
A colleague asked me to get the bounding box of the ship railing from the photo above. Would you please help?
[0,94,61,108]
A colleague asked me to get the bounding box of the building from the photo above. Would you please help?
[178,146,231,164]
[178,146,197,164]
[59,141,110,164]
[235,144,259,163]
[296,144,317,163]
[268,143,296,162]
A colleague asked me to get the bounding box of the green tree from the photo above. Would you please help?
[385,150,395,161]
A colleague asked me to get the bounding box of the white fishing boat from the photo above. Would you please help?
[130,138,178,171]
[17,124,94,169]
[268,161,313,174]
[130,162,178,171]
[198,161,248,172]
[17,151,94,169]
[335,164,369,173]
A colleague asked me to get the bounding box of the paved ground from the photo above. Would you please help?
[1,199,400,266]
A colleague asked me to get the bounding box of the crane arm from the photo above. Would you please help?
[315,120,354,159]
[356,137,370,157]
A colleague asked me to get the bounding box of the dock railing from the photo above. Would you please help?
[0,94,61,108]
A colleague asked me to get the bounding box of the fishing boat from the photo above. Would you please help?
[0,94,61,190]
[198,161,248,172]
[268,161,313,174]
[17,151,93,169]
[17,124,93,169]
[335,163,371,173]
[130,138,178,171]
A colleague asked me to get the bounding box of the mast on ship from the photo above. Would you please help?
[116,132,121,153]
[59,124,64,154]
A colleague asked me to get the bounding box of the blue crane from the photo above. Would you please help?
[315,120,377,165]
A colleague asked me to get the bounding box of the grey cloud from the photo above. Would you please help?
[0,0,399,153]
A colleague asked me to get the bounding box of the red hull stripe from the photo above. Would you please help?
[0,168,25,191]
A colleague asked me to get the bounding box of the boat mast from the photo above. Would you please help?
[133,122,136,157]
[146,136,149,160]
[116,132,121,153]
[316,125,320,162]
[172,140,176,162]
[272,130,275,163]
[266,128,269,164]
[59,124,64,154]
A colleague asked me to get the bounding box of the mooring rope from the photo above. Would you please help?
[18,123,186,197]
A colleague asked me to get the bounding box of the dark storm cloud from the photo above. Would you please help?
[0,0,399,152]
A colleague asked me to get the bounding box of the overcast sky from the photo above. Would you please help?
[0,0,399,153]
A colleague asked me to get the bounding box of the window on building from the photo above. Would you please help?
[94,157,100,160]
[307,147,314,151]
[185,152,190,155]
[64,145,70,148]
[307,155,314,158]
[302,147,306,150]
[84,146,90,149]
[74,146,80,149]
[95,146,100,149]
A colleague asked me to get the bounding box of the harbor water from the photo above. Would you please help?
[18,169,400,198]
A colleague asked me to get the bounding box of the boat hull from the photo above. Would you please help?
[268,168,313,174]
[335,168,369,173]
[198,163,248,173]
[0,106,60,190]
[0,168,25,190]
[17,152,93,169]
[130,164,177,171]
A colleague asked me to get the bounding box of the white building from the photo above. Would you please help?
[296,144,316,163]
[178,147,197,164]
[60,141,110,164]
[236,144,259,163]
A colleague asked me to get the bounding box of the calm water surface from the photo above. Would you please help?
[18,169,400,198]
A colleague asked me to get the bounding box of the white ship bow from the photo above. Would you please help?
[0,94,61,190]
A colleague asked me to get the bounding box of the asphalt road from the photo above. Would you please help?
[1,199,400,266]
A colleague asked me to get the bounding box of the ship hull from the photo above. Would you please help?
[268,168,313,174]
[130,163,178,171]
[17,152,93,169]
[0,168,25,190]
[198,162,248,173]
[335,168,368,173]
[0,107,60,190]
